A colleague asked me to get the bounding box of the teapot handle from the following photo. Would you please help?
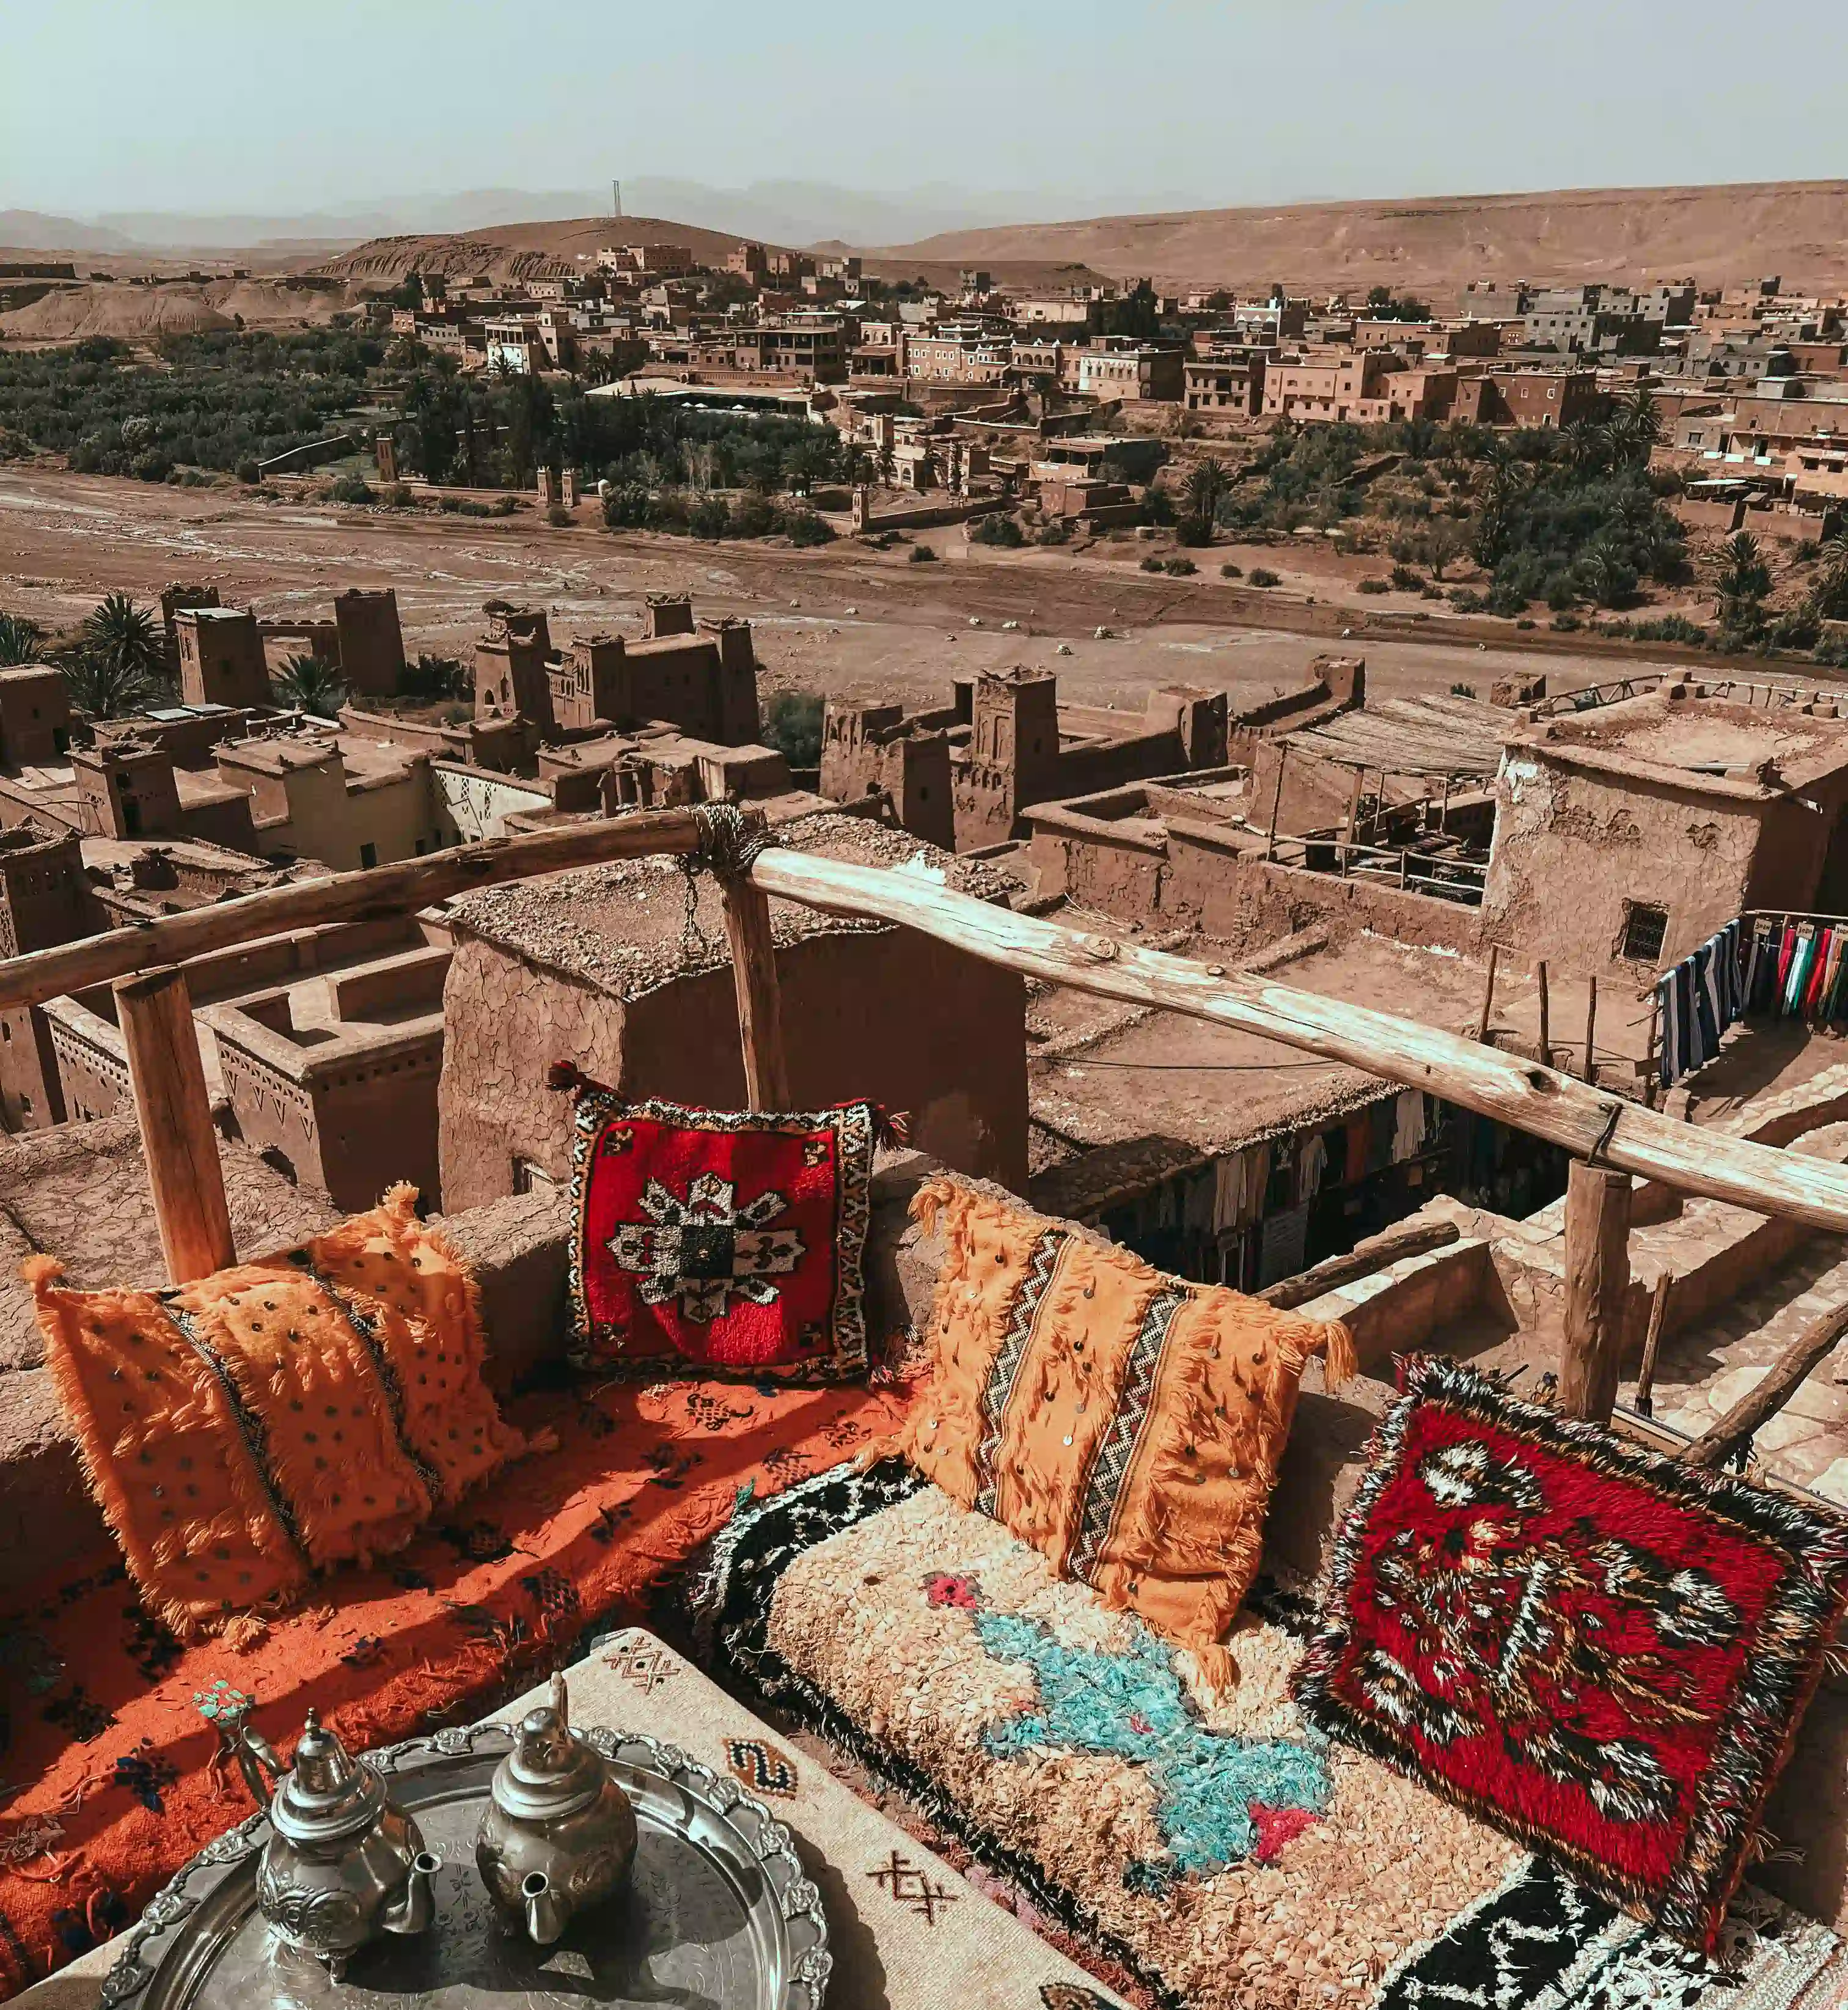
[232,1723,284,1810]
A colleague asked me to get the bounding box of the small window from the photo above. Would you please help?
[359,843,378,868]
[513,1157,559,1197]
[1621,901,1669,963]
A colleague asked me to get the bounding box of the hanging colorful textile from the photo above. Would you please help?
[1656,920,1747,1091]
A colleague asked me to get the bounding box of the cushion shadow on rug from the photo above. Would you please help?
[1291,1355,1848,1956]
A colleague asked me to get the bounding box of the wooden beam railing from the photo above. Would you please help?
[11,815,1848,1352]
[0,809,706,1014]
[747,846,1848,1236]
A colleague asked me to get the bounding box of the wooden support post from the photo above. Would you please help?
[1264,747,1286,861]
[1536,959,1550,1069]
[114,965,235,1286]
[1633,1271,1673,1420]
[1685,1296,1848,1469]
[1558,1159,1632,1424]
[720,878,791,1110]
[1475,943,1499,1044]
[1439,774,1451,834]
[1643,989,1662,1110]
[1343,774,1361,862]
[1583,975,1598,1084]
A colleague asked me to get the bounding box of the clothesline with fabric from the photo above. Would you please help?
[1657,920,1744,1090]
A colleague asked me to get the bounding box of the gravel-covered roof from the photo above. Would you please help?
[446,810,1022,1002]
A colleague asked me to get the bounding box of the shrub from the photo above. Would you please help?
[380,482,415,508]
[1163,556,1197,576]
[329,473,373,505]
[908,542,937,563]
[1357,577,1391,595]
[602,482,652,529]
[761,689,825,767]
[235,460,260,484]
[1220,562,1242,578]
[782,508,834,547]
[1247,567,1279,587]
[970,512,1024,548]
[397,651,469,702]
[729,491,777,539]
[1036,518,1071,545]
[1140,556,1165,573]
[1450,682,1477,698]
[1389,563,1422,591]
[546,504,572,527]
[1175,514,1214,548]
[688,496,730,540]
[1486,581,1529,617]
[1516,617,1536,629]
[1550,612,1583,632]
[1447,587,1487,612]
[1139,483,1176,527]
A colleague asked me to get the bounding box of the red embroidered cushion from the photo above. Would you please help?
[1292,1354,1848,1954]
[566,1090,875,1381]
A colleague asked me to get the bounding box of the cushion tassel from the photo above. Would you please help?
[546,1059,594,1095]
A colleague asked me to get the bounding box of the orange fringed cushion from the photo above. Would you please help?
[26,1186,525,1642]
[900,1178,1353,1661]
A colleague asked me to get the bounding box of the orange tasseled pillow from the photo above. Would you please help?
[900,1179,1352,1669]
[28,1187,525,1641]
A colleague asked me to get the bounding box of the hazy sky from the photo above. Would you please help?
[7,0,1846,219]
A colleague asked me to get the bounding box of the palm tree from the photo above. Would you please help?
[1811,530,1848,621]
[273,653,348,717]
[0,612,43,666]
[1576,534,1637,609]
[1184,456,1230,524]
[81,592,164,684]
[1713,530,1773,632]
[1610,386,1663,466]
[64,592,169,718]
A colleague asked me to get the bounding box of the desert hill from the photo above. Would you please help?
[311,215,1115,295]
[0,276,354,343]
[312,215,773,287]
[861,180,1848,300]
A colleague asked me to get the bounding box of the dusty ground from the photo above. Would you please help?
[1,464,1734,719]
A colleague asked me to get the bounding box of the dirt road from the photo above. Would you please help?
[0,465,1722,714]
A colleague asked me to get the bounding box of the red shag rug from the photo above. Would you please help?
[0,1370,912,2000]
[1292,1355,1848,1954]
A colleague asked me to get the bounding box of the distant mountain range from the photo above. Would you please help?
[1,180,1088,257]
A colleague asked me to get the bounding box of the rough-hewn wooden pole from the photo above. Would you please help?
[721,878,791,1110]
[1258,1218,1459,1309]
[1536,959,1550,1069]
[0,808,705,1013]
[114,966,235,1285]
[1643,990,1662,1109]
[1475,944,1499,1043]
[1633,1271,1673,1419]
[745,846,1848,1235]
[1685,1297,1848,1469]
[1583,975,1598,1084]
[1558,1161,1632,1423]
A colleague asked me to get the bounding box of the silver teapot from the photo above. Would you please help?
[237,1710,439,1980]
[475,1673,638,1944]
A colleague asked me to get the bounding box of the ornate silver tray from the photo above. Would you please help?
[101,1723,831,2009]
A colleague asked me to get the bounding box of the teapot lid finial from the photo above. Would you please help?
[493,1674,604,1824]
[270,1711,387,1846]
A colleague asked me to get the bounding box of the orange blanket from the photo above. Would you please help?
[0,1370,912,1998]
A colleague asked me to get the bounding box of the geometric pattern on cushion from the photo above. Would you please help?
[898,1179,1354,1659]
[566,1088,875,1382]
[1375,1856,1840,2010]
[696,1461,1524,2009]
[1293,1357,1848,1955]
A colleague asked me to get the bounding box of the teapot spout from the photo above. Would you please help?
[522,1870,568,1946]
[383,1851,441,1937]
